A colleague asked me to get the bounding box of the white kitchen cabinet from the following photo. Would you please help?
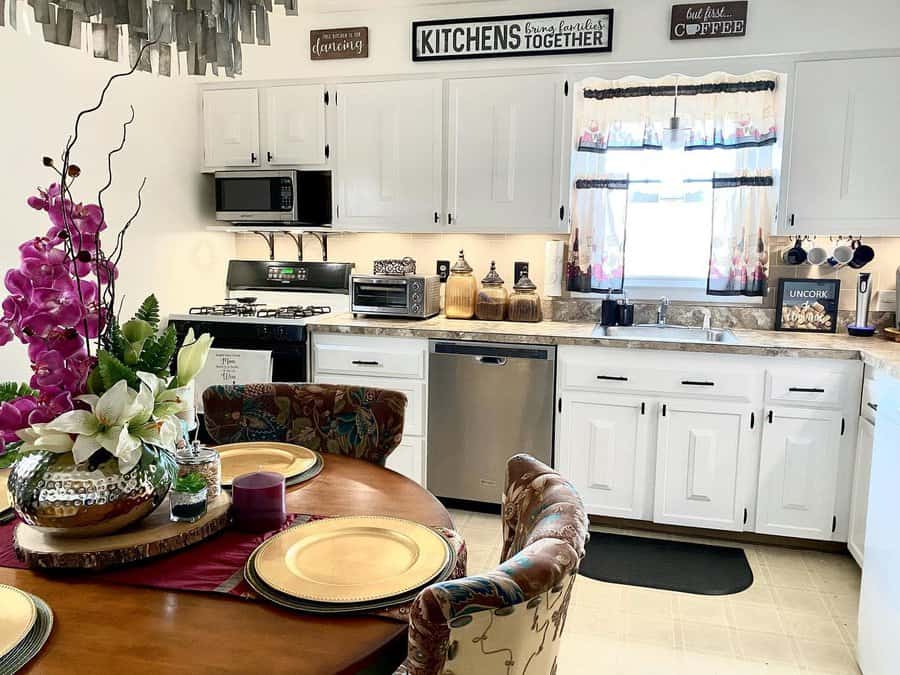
[557,393,653,520]
[333,80,443,230]
[756,407,844,539]
[446,74,567,233]
[202,88,260,170]
[653,401,752,532]
[784,55,900,235]
[261,84,327,166]
[386,436,425,486]
[848,415,874,565]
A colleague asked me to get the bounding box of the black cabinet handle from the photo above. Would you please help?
[768,410,774,423]
[867,402,879,411]
[596,375,628,382]
[447,213,453,225]
[250,152,257,163]
[434,211,439,224]
[559,205,565,221]
[324,144,330,159]
[266,151,273,163]
[789,387,825,393]
[351,360,380,366]
[681,380,715,387]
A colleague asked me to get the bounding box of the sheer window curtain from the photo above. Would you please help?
[570,71,779,297]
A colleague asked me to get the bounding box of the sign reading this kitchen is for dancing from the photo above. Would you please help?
[412,10,614,61]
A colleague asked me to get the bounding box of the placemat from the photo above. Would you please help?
[0,515,467,622]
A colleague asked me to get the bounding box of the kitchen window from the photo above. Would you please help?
[567,71,782,302]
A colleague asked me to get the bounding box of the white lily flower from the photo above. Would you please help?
[137,371,192,418]
[175,328,213,387]
[16,424,74,454]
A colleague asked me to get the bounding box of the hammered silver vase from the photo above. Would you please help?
[8,445,176,538]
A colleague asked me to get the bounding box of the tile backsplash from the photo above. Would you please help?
[235,232,899,329]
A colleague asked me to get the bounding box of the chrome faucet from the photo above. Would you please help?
[657,296,670,325]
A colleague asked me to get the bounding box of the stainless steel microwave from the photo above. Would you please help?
[351,275,441,319]
[214,170,332,225]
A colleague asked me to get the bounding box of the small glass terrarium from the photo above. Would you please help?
[169,473,208,523]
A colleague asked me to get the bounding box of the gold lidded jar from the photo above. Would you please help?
[475,260,508,321]
[174,441,221,499]
[508,273,543,323]
[444,249,477,319]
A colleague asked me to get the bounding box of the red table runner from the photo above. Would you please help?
[0,515,467,621]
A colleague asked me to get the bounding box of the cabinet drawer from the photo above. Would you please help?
[766,372,846,407]
[313,335,426,379]
[313,374,425,437]
[561,359,753,400]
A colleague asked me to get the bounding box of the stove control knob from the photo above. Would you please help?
[258,326,271,339]
[412,293,422,302]
[412,304,421,313]
[275,326,287,340]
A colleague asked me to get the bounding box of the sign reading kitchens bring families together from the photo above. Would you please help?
[412,10,613,61]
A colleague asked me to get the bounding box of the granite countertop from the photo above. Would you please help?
[310,313,900,378]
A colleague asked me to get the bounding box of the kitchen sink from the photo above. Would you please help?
[592,324,738,343]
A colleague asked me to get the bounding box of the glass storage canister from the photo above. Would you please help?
[475,260,508,321]
[445,249,477,319]
[174,442,222,499]
[507,273,543,323]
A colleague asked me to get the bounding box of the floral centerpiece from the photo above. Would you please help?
[0,48,214,537]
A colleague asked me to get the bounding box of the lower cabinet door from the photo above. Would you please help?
[848,416,875,565]
[385,435,425,486]
[654,401,750,531]
[756,407,843,539]
[558,393,652,519]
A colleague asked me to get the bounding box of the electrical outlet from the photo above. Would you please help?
[514,261,530,281]
[436,260,450,283]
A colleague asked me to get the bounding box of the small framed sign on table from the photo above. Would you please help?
[412,10,613,62]
[775,279,841,334]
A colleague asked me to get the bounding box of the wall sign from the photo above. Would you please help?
[310,27,369,60]
[412,10,613,62]
[670,2,748,40]
[775,279,841,334]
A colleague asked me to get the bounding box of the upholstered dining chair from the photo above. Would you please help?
[396,453,589,675]
[201,383,407,466]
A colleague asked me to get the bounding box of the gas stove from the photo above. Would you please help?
[185,302,333,321]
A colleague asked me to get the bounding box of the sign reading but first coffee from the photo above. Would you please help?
[412,10,613,61]
[670,1,748,40]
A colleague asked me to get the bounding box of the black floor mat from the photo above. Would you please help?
[580,532,754,595]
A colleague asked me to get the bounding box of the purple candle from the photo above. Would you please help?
[232,471,286,533]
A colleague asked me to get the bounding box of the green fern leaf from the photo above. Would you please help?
[137,325,177,375]
[97,350,139,391]
[134,294,160,329]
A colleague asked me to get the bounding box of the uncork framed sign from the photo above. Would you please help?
[412,10,613,62]
[775,279,841,334]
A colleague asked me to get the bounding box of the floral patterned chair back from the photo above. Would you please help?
[201,383,407,466]
[399,454,588,675]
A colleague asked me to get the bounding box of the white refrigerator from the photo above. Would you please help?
[857,373,900,674]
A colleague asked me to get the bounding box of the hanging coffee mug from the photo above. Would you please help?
[806,238,828,266]
[782,237,807,265]
[849,238,875,269]
[828,238,854,268]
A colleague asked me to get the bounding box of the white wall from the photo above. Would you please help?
[239,0,900,79]
[0,28,234,382]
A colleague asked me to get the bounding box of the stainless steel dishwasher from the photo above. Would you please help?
[427,340,556,504]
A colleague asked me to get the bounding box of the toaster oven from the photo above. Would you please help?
[351,275,441,318]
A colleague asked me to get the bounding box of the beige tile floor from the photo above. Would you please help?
[449,509,862,675]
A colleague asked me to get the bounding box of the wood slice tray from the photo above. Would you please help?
[14,492,231,571]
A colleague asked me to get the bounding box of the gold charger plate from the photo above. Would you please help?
[217,442,319,486]
[0,585,37,660]
[254,516,450,603]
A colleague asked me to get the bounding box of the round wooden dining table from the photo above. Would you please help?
[0,454,453,675]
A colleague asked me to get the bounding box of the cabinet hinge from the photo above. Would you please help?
[832,515,837,533]
[841,418,846,436]
[750,412,755,429]
[324,90,329,105]
[768,410,774,424]
[641,402,646,415]
[558,398,562,413]
[743,508,748,525]
[564,80,569,96]
[661,404,667,417]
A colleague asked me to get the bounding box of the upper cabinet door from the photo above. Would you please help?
[654,401,751,532]
[784,56,900,235]
[334,80,443,231]
[261,84,327,166]
[756,407,843,539]
[202,88,260,170]
[446,74,566,233]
